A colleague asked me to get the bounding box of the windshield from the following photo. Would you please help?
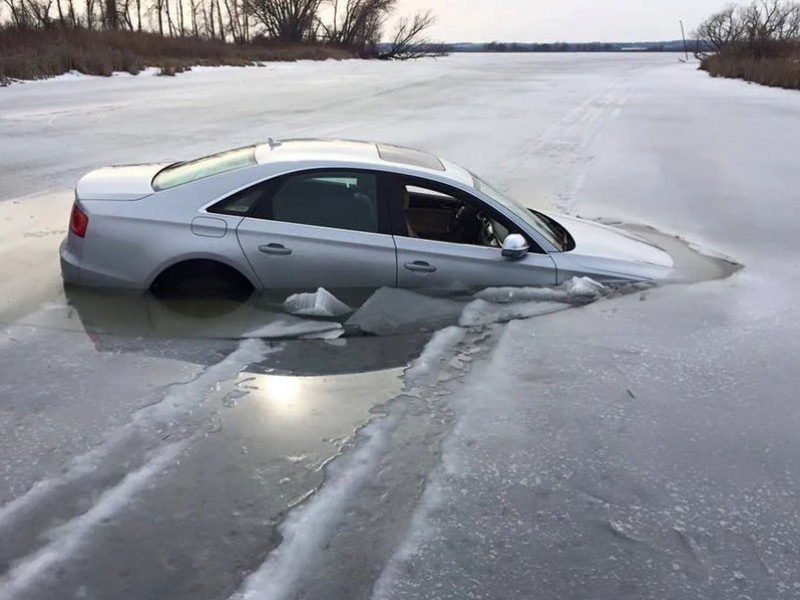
[471,173,563,250]
[152,146,257,191]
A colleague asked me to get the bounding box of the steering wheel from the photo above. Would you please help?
[480,217,498,246]
[447,203,468,235]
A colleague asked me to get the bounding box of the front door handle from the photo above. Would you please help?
[259,243,292,256]
[404,260,436,273]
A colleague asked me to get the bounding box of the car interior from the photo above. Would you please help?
[402,184,519,249]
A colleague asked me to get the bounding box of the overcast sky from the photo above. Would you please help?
[396,0,726,42]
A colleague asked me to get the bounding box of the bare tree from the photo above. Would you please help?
[378,9,440,60]
[322,0,394,51]
[83,0,95,27]
[103,0,118,27]
[2,0,36,28]
[24,0,54,26]
[696,1,800,57]
[66,0,76,25]
[54,0,65,26]
[244,0,322,41]
[214,0,223,38]
[152,0,164,33]
[189,0,200,35]
[695,4,745,53]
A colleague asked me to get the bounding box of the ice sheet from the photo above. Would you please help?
[474,277,608,305]
[243,316,343,339]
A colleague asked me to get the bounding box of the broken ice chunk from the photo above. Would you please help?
[283,288,352,318]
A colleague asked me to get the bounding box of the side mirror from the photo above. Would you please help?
[501,234,529,260]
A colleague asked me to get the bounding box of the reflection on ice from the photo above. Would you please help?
[239,369,404,424]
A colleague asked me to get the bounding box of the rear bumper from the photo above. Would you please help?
[59,237,82,285]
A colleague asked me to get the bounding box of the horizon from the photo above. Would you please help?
[396,0,727,44]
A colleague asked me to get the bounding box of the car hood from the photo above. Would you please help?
[76,163,170,201]
[551,214,674,268]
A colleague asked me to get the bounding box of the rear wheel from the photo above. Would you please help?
[150,260,254,302]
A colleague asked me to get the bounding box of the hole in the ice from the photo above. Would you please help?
[53,222,739,347]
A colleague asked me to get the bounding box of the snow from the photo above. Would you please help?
[404,326,465,384]
[459,298,569,327]
[283,287,352,318]
[475,277,607,304]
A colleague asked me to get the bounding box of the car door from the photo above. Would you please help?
[395,237,557,291]
[232,169,397,297]
[392,178,557,291]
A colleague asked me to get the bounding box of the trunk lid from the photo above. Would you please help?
[76,163,171,201]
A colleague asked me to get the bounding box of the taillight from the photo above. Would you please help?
[70,202,89,238]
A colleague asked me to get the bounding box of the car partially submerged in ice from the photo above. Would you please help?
[60,139,674,296]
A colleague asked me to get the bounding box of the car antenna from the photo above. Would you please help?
[267,137,282,149]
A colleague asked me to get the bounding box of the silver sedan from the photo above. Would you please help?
[60,139,674,297]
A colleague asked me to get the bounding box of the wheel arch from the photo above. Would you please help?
[147,254,260,292]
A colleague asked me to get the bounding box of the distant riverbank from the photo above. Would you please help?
[0,28,355,85]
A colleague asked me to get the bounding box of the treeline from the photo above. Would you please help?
[479,41,696,53]
[0,0,435,53]
[0,0,439,82]
[696,0,800,89]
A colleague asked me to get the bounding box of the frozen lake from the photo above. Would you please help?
[2,53,800,599]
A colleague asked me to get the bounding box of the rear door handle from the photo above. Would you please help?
[404,260,436,273]
[259,243,292,256]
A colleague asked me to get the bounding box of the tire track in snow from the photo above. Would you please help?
[507,82,631,212]
[228,411,401,600]
[0,339,272,581]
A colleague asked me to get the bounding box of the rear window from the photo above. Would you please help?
[377,144,445,171]
[152,146,257,191]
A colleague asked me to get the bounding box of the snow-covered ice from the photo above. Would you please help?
[3,53,800,600]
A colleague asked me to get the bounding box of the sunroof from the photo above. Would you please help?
[377,144,445,171]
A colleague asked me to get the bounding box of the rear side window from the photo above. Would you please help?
[153,147,257,191]
[268,171,380,234]
[208,184,267,216]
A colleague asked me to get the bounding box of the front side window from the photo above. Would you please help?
[471,174,563,250]
[268,171,380,234]
[398,178,544,253]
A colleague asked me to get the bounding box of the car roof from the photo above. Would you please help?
[253,139,475,187]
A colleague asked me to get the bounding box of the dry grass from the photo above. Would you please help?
[701,45,800,90]
[0,27,355,83]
